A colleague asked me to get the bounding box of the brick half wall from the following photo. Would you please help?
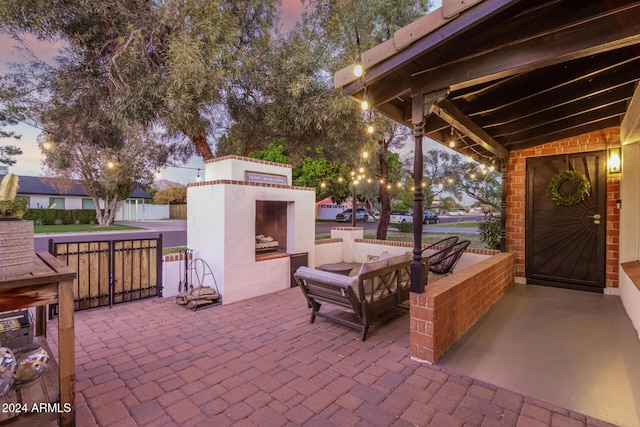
[410,252,515,364]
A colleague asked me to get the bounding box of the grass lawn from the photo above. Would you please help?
[317,229,486,248]
[34,224,142,234]
[162,246,186,255]
[428,221,480,228]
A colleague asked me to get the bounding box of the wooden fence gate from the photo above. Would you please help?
[49,236,163,311]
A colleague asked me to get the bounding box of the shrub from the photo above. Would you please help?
[478,213,501,249]
[23,209,97,225]
[396,222,413,233]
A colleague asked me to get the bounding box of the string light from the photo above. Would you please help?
[354,61,363,77]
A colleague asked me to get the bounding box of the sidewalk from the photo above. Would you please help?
[46,287,617,427]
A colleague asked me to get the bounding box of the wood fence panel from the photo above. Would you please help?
[169,204,187,219]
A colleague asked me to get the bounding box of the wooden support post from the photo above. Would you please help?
[411,95,427,294]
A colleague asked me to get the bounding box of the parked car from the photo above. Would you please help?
[423,210,439,224]
[447,210,464,216]
[390,210,413,224]
[335,208,369,223]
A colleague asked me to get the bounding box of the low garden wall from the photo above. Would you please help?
[410,252,515,363]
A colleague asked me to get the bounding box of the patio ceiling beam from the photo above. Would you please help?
[621,83,640,144]
[411,3,640,96]
[431,100,509,158]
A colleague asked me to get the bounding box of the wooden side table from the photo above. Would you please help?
[320,262,355,276]
[0,252,77,427]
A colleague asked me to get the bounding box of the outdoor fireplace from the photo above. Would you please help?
[187,156,316,304]
[255,201,287,257]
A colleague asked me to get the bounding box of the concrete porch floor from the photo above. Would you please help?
[437,284,640,427]
[43,285,628,426]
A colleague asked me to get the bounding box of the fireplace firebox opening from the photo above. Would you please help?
[255,201,287,258]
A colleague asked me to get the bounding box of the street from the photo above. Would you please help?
[35,216,482,252]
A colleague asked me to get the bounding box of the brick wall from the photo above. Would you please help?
[506,127,621,288]
[410,252,515,363]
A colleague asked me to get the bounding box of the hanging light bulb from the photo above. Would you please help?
[362,151,368,159]
[354,62,363,77]
[367,124,374,134]
[107,161,115,169]
[387,184,391,190]
[338,176,343,183]
[379,178,384,184]
[396,182,402,188]
[361,99,369,110]
[320,181,326,188]
[42,141,53,151]
[359,166,365,173]
[449,127,455,148]
[196,169,202,182]
[467,155,473,162]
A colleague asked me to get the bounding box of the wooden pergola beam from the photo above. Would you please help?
[431,100,509,158]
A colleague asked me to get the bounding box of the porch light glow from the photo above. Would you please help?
[608,147,621,174]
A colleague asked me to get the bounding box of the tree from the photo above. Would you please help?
[419,149,502,211]
[42,127,166,226]
[153,186,187,205]
[0,0,278,162]
[0,146,22,166]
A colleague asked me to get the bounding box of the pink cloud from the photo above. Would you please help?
[280,0,304,33]
[0,34,63,73]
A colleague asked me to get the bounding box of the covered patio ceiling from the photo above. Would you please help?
[334,0,640,162]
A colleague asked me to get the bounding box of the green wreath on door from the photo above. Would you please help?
[546,170,591,207]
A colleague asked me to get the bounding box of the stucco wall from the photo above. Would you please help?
[506,127,621,289]
[187,157,315,305]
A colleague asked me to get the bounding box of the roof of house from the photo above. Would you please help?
[15,175,152,199]
[334,0,640,158]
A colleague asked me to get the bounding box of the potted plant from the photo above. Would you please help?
[0,174,33,278]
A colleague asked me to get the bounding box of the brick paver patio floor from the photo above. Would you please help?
[45,287,616,426]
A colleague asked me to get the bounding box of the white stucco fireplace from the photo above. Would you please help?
[187,156,316,304]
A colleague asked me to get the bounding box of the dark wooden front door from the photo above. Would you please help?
[525,152,606,292]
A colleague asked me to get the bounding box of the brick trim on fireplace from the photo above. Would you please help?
[187,179,314,191]
[506,127,621,288]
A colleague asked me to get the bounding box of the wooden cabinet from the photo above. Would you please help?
[0,252,76,426]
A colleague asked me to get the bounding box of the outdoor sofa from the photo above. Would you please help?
[294,252,429,340]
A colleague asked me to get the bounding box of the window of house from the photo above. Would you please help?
[82,198,95,209]
[48,197,65,209]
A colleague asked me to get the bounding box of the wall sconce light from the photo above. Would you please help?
[608,147,621,174]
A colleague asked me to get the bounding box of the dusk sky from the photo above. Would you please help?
[1,0,442,183]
